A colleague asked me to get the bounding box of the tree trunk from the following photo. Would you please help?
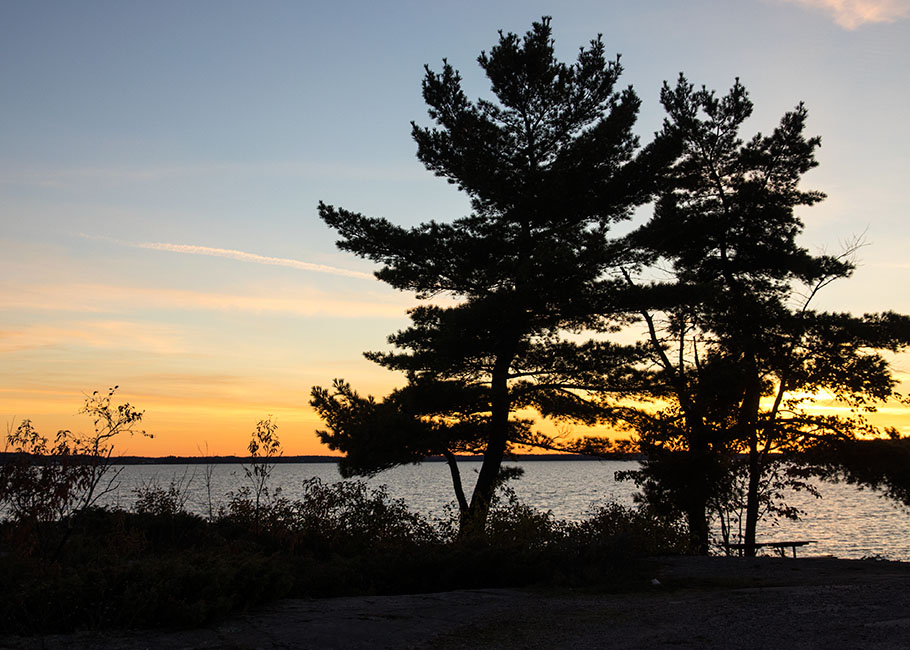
[739,358,763,557]
[461,352,513,538]
[442,450,469,528]
[685,445,712,555]
[685,502,711,555]
[743,433,761,556]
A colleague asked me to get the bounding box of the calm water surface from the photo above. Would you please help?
[103,460,909,561]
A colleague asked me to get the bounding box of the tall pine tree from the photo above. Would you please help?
[313,18,670,533]
[620,76,910,554]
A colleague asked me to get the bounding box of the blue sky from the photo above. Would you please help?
[2,0,909,455]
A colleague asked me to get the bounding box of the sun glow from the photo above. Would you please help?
[780,0,910,29]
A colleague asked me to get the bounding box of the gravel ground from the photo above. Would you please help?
[3,556,909,649]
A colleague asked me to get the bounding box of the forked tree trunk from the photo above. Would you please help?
[442,450,469,523]
[460,353,513,538]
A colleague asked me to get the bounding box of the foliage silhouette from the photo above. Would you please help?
[611,76,910,553]
[313,17,673,535]
[220,417,285,534]
[133,473,194,517]
[806,436,910,507]
[0,472,685,634]
[0,387,148,557]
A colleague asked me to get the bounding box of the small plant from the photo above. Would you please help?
[223,417,283,531]
[197,441,218,520]
[0,420,83,526]
[74,386,148,512]
[0,387,149,556]
[245,416,281,511]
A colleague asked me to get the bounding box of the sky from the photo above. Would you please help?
[2,0,910,456]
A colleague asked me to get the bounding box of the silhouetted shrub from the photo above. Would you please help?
[0,389,148,558]
[216,477,439,554]
[291,478,438,550]
[483,486,567,551]
[0,475,688,635]
[133,479,191,517]
[568,502,689,555]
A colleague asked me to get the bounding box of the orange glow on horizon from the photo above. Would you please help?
[0,387,338,457]
[4,373,910,458]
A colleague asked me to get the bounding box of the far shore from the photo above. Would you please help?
[0,452,644,466]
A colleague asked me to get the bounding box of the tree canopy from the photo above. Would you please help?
[312,19,910,549]
[313,17,671,533]
[611,76,910,553]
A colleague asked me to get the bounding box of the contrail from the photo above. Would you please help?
[136,242,373,279]
[82,234,374,280]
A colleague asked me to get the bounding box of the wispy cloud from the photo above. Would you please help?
[139,286,409,318]
[80,234,374,280]
[133,241,374,280]
[0,160,425,189]
[0,282,412,319]
[780,0,910,29]
[0,321,185,354]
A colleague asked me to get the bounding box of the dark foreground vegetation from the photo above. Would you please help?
[0,479,686,635]
[0,390,685,635]
[3,387,905,637]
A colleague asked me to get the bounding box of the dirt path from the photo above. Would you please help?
[3,557,909,649]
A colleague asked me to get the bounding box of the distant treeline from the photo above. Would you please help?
[0,452,643,466]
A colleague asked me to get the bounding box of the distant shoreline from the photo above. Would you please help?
[0,452,643,466]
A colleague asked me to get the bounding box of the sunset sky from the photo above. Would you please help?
[2,0,910,456]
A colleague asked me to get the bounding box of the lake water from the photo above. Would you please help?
[100,459,909,561]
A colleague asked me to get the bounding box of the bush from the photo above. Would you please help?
[0,465,689,634]
[217,478,438,555]
[0,388,148,558]
[484,486,567,551]
[567,502,690,556]
[133,479,191,517]
[291,478,438,550]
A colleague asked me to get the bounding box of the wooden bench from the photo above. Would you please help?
[726,540,816,558]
